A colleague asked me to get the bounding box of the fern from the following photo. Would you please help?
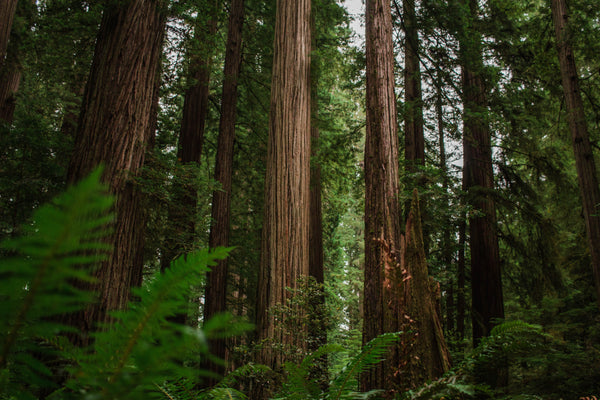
[0,168,113,398]
[326,332,401,400]
[65,247,235,399]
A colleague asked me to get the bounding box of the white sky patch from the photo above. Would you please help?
[341,0,365,46]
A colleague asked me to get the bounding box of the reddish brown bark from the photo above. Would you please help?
[362,0,403,391]
[64,0,165,340]
[459,0,504,343]
[256,0,311,371]
[0,0,17,67]
[552,0,600,310]
[204,0,245,379]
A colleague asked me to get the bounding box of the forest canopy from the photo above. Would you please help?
[1,0,600,399]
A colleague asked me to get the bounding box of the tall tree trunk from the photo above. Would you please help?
[0,0,18,67]
[403,0,424,174]
[160,2,218,273]
[552,0,600,310]
[204,0,245,380]
[456,213,466,340]
[459,0,504,344]
[256,0,311,372]
[362,0,403,391]
[436,74,454,334]
[64,0,165,343]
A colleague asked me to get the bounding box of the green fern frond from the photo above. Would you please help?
[0,168,113,398]
[327,332,402,400]
[67,247,233,399]
[489,320,542,337]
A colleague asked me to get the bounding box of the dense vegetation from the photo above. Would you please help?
[1,0,600,399]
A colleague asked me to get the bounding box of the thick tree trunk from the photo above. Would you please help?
[362,0,403,391]
[256,0,311,372]
[64,0,165,341]
[552,0,600,310]
[459,0,504,344]
[0,0,18,67]
[204,0,245,380]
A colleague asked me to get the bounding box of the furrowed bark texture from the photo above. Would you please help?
[552,0,600,310]
[65,0,165,339]
[0,0,18,67]
[459,0,504,343]
[397,191,452,390]
[204,0,245,379]
[362,0,403,392]
[256,0,311,371]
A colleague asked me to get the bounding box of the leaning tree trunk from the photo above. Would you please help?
[552,0,600,310]
[64,0,165,343]
[256,0,311,374]
[204,0,245,381]
[0,0,18,67]
[459,0,504,344]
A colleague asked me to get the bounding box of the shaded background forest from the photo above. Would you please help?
[1,0,600,399]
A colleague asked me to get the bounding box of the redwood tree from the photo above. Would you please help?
[64,0,165,340]
[458,0,504,342]
[256,0,311,370]
[551,0,600,310]
[403,0,424,174]
[204,0,245,376]
[161,1,218,272]
[362,0,403,391]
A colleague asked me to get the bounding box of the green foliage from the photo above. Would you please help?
[405,320,600,400]
[0,168,112,398]
[272,332,402,400]
[0,170,251,399]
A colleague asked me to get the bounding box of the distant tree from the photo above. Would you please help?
[161,1,219,273]
[458,0,504,343]
[63,0,166,342]
[204,0,245,378]
[0,0,33,123]
[403,0,424,176]
[0,0,17,67]
[551,0,600,310]
[256,0,311,370]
